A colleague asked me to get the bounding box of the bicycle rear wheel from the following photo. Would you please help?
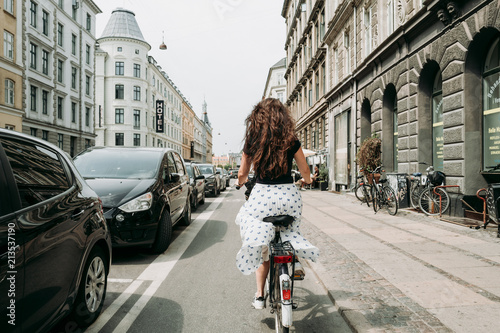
[409,182,421,210]
[383,186,398,215]
[372,187,380,213]
[355,183,366,202]
[273,264,290,333]
[419,187,450,216]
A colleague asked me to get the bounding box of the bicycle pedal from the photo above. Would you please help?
[293,273,305,280]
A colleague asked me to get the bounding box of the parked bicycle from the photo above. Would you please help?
[370,166,398,215]
[354,169,372,207]
[408,168,424,210]
[483,163,500,237]
[236,180,297,332]
[416,163,450,216]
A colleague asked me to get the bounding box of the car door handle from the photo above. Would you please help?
[72,209,85,218]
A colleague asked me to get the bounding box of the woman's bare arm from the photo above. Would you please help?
[294,147,312,184]
[237,152,251,186]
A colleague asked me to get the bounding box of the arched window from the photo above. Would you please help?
[432,72,443,171]
[483,37,500,170]
[393,97,398,171]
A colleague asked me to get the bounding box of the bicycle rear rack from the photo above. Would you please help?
[269,241,296,302]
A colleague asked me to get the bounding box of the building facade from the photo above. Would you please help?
[22,0,101,156]
[283,0,500,211]
[263,57,287,102]
[1,0,23,132]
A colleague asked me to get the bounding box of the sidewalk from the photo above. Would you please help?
[299,190,500,333]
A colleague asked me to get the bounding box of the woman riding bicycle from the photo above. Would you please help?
[235,98,319,309]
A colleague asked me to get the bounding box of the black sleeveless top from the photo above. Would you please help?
[244,140,301,184]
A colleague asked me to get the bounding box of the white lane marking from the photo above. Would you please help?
[87,192,228,332]
[108,278,134,283]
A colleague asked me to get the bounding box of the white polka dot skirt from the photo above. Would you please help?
[235,183,319,275]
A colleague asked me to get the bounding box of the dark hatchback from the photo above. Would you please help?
[0,129,111,333]
[73,147,191,253]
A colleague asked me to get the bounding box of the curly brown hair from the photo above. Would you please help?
[243,98,298,179]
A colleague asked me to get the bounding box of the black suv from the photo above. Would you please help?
[74,147,191,253]
[185,162,206,210]
[0,129,111,332]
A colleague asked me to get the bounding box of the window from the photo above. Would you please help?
[72,3,77,20]
[86,75,90,95]
[30,86,37,111]
[4,0,13,14]
[432,72,444,171]
[85,107,90,126]
[30,128,37,137]
[344,31,351,74]
[308,80,312,107]
[4,79,14,105]
[71,102,77,123]
[42,90,48,115]
[72,34,77,55]
[320,9,325,41]
[393,97,398,171]
[57,59,63,83]
[42,10,49,35]
[58,133,64,149]
[133,109,140,129]
[2,136,70,208]
[115,109,124,124]
[482,38,500,170]
[42,50,49,75]
[30,1,37,28]
[334,48,339,84]
[86,13,91,31]
[117,47,122,52]
[30,43,37,69]
[388,0,395,35]
[3,31,13,60]
[71,67,77,89]
[42,130,48,141]
[58,0,63,8]
[364,7,372,56]
[115,84,124,99]
[57,96,63,119]
[322,62,326,95]
[115,62,124,75]
[86,44,90,64]
[115,133,124,146]
[315,71,319,101]
[133,134,140,146]
[133,64,141,78]
[57,23,63,47]
[133,86,141,101]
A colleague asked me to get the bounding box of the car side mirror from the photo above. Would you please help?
[216,171,220,174]
[195,175,205,180]
[169,173,180,183]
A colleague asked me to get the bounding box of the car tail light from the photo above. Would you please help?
[274,255,293,263]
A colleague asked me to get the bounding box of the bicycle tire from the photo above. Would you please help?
[354,183,366,202]
[383,186,399,215]
[409,182,421,210]
[363,184,372,207]
[273,264,290,333]
[372,186,380,213]
[419,187,450,216]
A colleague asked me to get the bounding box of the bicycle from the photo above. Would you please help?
[417,164,450,216]
[408,169,424,210]
[370,166,398,215]
[236,180,297,332]
[354,169,372,207]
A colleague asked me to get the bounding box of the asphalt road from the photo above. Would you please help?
[54,180,351,333]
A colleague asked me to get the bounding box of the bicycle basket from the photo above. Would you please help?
[429,171,446,186]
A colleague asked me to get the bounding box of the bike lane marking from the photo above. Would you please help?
[86,191,229,333]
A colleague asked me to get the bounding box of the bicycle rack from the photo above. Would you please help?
[433,185,460,217]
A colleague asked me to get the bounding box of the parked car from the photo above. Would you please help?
[228,169,239,178]
[73,147,191,254]
[198,164,220,196]
[0,129,112,332]
[223,168,230,186]
[217,168,228,191]
[185,162,206,210]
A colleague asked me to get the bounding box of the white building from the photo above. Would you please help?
[95,8,184,154]
[262,58,286,102]
[23,0,101,156]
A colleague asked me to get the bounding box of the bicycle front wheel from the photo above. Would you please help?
[419,187,450,216]
[409,183,421,210]
[355,183,366,202]
[383,186,399,215]
[363,184,372,207]
[372,187,380,213]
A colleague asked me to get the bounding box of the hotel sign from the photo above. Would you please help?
[156,100,164,133]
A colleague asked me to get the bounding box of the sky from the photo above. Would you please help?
[94,0,287,156]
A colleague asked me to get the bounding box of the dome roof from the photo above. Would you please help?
[99,8,148,44]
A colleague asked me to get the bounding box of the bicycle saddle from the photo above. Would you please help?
[263,215,295,227]
[412,172,422,176]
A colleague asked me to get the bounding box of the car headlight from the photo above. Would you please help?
[119,192,153,212]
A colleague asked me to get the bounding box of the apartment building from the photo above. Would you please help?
[263,57,287,102]
[23,0,101,156]
[283,0,500,211]
[1,0,23,131]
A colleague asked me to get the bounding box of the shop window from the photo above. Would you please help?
[432,72,444,171]
[483,37,500,170]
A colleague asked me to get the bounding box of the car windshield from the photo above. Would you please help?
[198,165,214,175]
[185,165,194,178]
[74,149,162,179]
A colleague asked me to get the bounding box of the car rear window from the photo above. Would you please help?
[198,165,214,175]
[74,149,162,179]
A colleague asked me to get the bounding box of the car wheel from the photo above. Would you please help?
[69,247,107,328]
[200,190,205,205]
[181,198,191,226]
[151,212,173,254]
[212,187,217,196]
